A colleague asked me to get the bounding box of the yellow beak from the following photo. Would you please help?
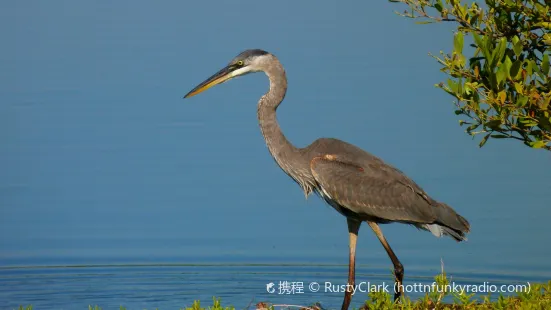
[184,64,235,98]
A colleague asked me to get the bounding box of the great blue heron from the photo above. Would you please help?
[183,49,470,310]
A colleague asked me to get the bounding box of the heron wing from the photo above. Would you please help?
[309,154,437,223]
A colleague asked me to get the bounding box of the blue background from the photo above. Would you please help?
[1,1,549,309]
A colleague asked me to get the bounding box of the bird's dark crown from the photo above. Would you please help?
[231,49,270,63]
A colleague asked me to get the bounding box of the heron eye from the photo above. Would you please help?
[236,60,244,66]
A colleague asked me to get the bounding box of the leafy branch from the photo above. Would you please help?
[390,0,551,151]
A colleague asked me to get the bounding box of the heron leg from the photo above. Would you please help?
[367,221,404,302]
[341,218,361,310]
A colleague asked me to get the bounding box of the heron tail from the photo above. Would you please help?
[425,202,470,242]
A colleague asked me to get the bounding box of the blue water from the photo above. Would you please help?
[1,236,549,309]
[1,261,546,310]
[2,1,550,309]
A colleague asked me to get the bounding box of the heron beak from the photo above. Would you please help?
[183,64,236,98]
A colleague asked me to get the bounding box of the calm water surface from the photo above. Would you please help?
[1,261,548,310]
[1,240,549,310]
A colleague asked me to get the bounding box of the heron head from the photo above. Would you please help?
[184,49,271,98]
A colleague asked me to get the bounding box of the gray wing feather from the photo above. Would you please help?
[308,139,438,224]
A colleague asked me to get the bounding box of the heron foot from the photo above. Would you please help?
[393,263,405,302]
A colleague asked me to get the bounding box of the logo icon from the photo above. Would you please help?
[266,282,275,293]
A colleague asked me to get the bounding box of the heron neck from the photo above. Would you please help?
[257,63,300,171]
[256,59,316,197]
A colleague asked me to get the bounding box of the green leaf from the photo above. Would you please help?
[475,34,493,69]
[535,22,551,30]
[435,0,443,12]
[491,134,509,138]
[496,67,506,87]
[542,53,550,76]
[415,21,434,24]
[531,59,541,76]
[516,95,529,107]
[489,72,498,91]
[479,133,490,147]
[520,119,538,126]
[503,56,512,79]
[498,90,506,104]
[529,141,547,148]
[490,38,506,68]
[510,60,522,78]
[486,119,502,130]
[466,124,478,133]
[513,39,523,56]
[526,59,533,76]
[472,32,483,49]
[454,32,464,55]
[447,79,458,93]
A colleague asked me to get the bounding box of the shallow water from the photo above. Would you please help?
[0,259,547,310]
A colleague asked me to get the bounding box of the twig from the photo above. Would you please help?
[243,298,255,310]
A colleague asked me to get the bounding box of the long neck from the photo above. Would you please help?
[257,57,314,196]
[257,60,296,160]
